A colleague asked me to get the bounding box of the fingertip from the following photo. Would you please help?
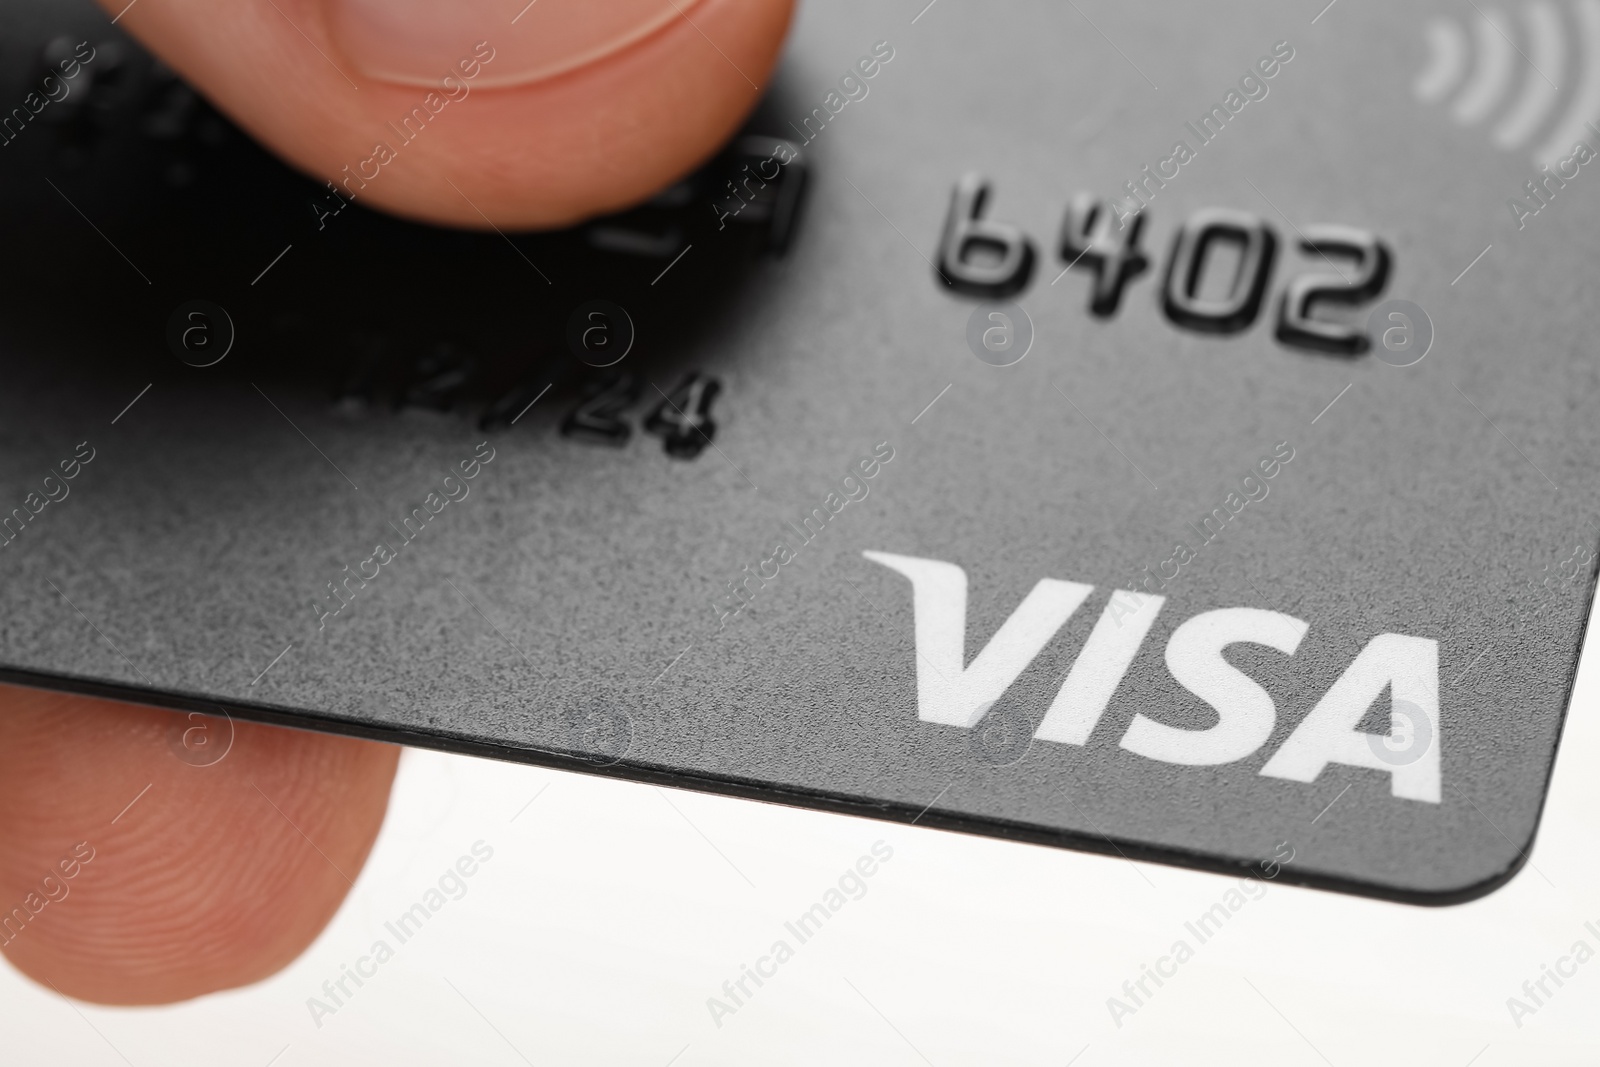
[102,0,796,228]
[0,687,398,1005]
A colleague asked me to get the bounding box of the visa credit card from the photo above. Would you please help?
[0,0,1596,903]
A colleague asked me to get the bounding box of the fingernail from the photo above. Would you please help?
[326,0,705,90]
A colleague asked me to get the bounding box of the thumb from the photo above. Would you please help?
[100,0,795,228]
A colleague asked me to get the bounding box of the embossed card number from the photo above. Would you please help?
[560,372,720,459]
[939,176,1394,355]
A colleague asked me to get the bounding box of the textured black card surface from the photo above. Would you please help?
[2,0,1597,903]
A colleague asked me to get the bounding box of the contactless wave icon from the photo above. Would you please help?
[1416,0,1600,165]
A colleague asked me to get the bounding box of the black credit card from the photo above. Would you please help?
[2,0,1596,904]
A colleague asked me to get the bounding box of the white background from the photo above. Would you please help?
[2,620,1597,1066]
